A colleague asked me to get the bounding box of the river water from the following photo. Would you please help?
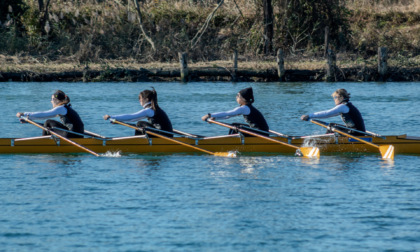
[1,82,419,251]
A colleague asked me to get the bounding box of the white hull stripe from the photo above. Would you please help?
[309,147,320,157]
[384,145,395,159]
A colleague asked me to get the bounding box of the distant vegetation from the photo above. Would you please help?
[0,0,419,65]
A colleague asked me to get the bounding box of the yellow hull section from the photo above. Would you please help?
[0,135,420,155]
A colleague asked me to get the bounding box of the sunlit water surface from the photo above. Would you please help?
[1,82,419,251]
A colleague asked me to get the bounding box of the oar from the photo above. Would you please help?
[311,119,394,160]
[173,129,204,138]
[84,130,109,139]
[313,120,386,139]
[109,119,234,157]
[206,119,320,158]
[269,130,289,138]
[238,124,289,138]
[28,121,108,140]
[20,117,100,157]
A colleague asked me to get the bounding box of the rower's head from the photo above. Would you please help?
[332,88,350,105]
[139,87,159,110]
[51,90,70,107]
[237,87,254,105]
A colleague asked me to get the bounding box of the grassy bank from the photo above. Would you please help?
[0,0,419,79]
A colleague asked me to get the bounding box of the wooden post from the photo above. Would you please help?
[324,26,330,58]
[378,47,388,81]
[326,49,336,82]
[82,63,90,82]
[276,48,285,81]
[232,50,238,82]
[179,52,188,82]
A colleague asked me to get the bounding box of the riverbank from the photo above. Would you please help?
[1,54,419,82]
[1,0,419,82]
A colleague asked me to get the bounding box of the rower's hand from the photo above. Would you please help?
[201,114,214,122]
[300,115,309,121]
[103,115,110,120]
[16,113,27,123]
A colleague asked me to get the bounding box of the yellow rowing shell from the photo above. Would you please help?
[1,134,420,155]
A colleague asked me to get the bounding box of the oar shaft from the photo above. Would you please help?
[239,124,288,138]
[110,119,216,155]
[173,129,202,139]
[207,119,298,150]
[84,130,107,139]
[22,118,100,157]
[269,130,289,138]
[311,120,379,148]
[146,131,215,155]
[312,119,384,139]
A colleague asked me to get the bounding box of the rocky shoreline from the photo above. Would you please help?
[1,66,419,82]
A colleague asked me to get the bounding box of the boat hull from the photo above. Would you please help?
[1,135,420,155]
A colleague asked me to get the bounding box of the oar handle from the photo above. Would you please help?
[21,117,100,157]
[207,119,298,150]
[311,120,379,148]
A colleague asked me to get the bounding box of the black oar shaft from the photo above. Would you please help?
[311,120,379,148]
[311,119,394,160]
[207,119,320,158]
[207,119,298,149]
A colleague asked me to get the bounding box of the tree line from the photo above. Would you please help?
[0,0,417,62]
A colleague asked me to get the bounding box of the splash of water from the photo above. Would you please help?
[227,151,238,158]
[101,151,122,157]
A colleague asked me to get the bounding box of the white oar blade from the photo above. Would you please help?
[214,151,237,158]
[379,145,395,160]
[299,147,320,158]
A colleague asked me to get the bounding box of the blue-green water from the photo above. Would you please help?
[1,82,420,251]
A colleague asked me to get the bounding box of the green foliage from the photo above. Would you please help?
[0,23,28,53]
[0,0,28,23]
[20,6,43,48]
[0,0,29,53]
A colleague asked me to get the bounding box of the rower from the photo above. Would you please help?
[103,87,173,137]
[201,87,269,136]
[301,88,366,136]
[16,90,85,138]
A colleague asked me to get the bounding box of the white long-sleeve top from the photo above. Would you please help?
[109,102,155,122]
[210,105,250,119]
[24,105,67,120]
[308,104,349,119]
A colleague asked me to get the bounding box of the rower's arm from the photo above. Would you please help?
[309,104,349,119]
[24,106,67,119]
[109,108,154,122]
[210,106,250,119]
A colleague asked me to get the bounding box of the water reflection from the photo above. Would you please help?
[129,155,163,175]
[299,156,321,166]
[42,155,83,167]
[379,159,395,169]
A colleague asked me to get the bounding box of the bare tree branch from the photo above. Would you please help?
[232,0,244,19]
[190,0,224,49]
[133,0,156,52]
